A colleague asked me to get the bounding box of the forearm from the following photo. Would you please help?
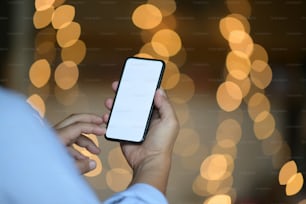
[129,154,172,194]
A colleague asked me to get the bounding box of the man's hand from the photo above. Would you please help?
[54,114,106,174]
[104,81,179,194]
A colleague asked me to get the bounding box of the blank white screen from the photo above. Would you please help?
[105,58,164,142]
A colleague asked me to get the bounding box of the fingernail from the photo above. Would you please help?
[89,160,96,170]
[159,89,167,98]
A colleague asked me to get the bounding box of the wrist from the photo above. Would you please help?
[130,154,172,194]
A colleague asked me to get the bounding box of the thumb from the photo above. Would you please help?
[154,89,176,120]
[76,159,97,174]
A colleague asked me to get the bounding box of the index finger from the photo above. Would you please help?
[54,113,103,129]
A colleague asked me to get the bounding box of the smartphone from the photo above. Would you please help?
[105,57,165,142]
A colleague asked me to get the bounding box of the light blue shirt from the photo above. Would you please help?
[0,87,168,204]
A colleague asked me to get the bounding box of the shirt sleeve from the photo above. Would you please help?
[103,183,168,204]
[0,88,101,204]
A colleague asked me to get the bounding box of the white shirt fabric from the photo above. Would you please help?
[0,87,168,204]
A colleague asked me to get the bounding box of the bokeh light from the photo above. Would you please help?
[73,139,102,177]
[29,59,51,88]
[228,31,254,56]
[35,0,55,11]
[204,194,232,204]
[216,81,243,112]
[161,61,180,90]
[106,168,132,192]
[247,92,270,121]
[151,29,182,56]
[226,51,251,80]
[216,119,242,148]
[193,175,211,196]
[200,154,229,181]
[53,0,66,7]
[212,144,237,159]
[139,42,169,62]
[56,22,81,48]
[253,111,275,140]
[84,155,103,177]
[147,0,177,16]
[27,94,46,117]
[132,4,163,30]
[108,147,131,171]
[61,40,86,64]
[226,0,251,18]
[173,128,200,157]
[261,129,283,156]
[279,160,298,185]
[33,7,54,29]
[54,61,79,90]
[220,16,246,41]
[170,47,187,67]
[52,5,75,29]
[250,60,273,89]
[226,74,251,97]
[167,74,195,104]
[272,142,291,169]
[172,102,190,126]
[54,85,79,106]
[286,173,304,196]
[250,44,269,63]
[134,52,153,59]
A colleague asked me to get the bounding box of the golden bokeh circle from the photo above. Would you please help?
[29,59,51,88]
[226,74,251,98]
[253,111,275,140]
[139,42,169,62]
[27,94,46,117]
[52,5,75,29]
[226,0,252,18]
[147,0,177,16]
[108,147,131,171]
[33,7,54,29]
[151,29,182,57]
[167,74,195,104]
[84,155,103,177]
[106,168,132,192]
[161,61,180,90]
[61,40,86,64]
[279,160,298,185]
[250,44,269,63]
[200,154,229,181]
[173,128,200,157]
[216,81,243,112]
[228,31,254,56]
[56,22,81,48]
[261,129,283,156]
[247,92,270,121]
[132,4,163,30]
[54,61,79,90]
[216,119,242,148]
[204,194,232,204]
[220,16,246,41]
[35,0,55,11]
[250,60,273,89]
[226,51,251,80]
[286,173,304,196]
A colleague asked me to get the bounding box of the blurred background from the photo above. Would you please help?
[0,0,306,203]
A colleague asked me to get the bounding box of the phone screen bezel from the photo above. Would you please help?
[105,57,165,143]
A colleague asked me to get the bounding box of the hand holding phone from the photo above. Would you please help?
[105,57,165,142]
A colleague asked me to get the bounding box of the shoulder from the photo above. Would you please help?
[0,87,44,128]
[0,87,29,110]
